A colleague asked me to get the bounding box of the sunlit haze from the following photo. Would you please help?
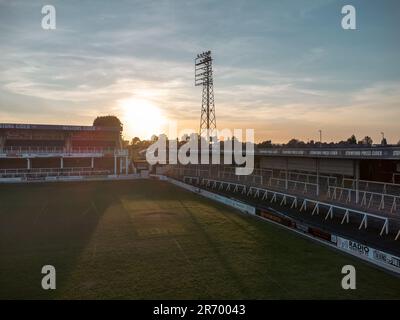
[120,97,168,140]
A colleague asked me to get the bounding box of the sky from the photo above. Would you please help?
[0,0,399,143]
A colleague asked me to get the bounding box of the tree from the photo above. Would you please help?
[131,137,141,146]
[258,140,272,148]
[359,136,373,146]
[346,134,357,145]
[286,138,305,147]
[287,138,299,145]
[93,115,122,132]
[381,137,388,146]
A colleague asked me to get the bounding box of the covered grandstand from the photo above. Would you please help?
[165,145,400,266]
[0,123,132,182]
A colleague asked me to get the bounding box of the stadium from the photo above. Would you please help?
[1,0,400,304]
[1,117,400,299]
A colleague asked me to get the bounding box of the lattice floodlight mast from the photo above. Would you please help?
[195,51,216,142]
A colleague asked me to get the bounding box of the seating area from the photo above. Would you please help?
[167,164,400,217]
[182,176,400,241]
[1,146,64,153]
[1,146,115,154]
[0,123,130,181]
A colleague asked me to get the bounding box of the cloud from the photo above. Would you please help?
[0,0,399,142]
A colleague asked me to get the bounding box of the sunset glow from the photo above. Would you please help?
[120,97,167,140]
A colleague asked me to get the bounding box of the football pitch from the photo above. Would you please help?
[0,179,399,299]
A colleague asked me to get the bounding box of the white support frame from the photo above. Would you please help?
[191,177,391,236]
[291,197,298,209]
[280,194,287,206]
[325,206,333,220]
[311,202,320,215]
[247,187,252,196]
[262,191,268,200]
[328,185,400,214]
[299,199,307,212]
[341,210,349,224]
[254,188,260,198]
[380,219,389,236]
[359,214,368,230]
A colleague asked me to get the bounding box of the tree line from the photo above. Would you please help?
[92,115,400,149]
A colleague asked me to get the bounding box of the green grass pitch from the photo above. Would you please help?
[0,179,399,299]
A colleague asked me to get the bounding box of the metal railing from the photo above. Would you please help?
[1,146,118,154]
[167,164,400,216]
[342,178,400,197]
[0,166,94,174]
[190,176,393,237]
[328,185,400,214]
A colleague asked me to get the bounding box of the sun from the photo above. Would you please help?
[120,97,167,140]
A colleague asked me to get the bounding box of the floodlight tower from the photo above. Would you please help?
[195,51,217,141]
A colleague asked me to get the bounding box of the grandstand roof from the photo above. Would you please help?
[256,146,400,160]
[0,123,120,132]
